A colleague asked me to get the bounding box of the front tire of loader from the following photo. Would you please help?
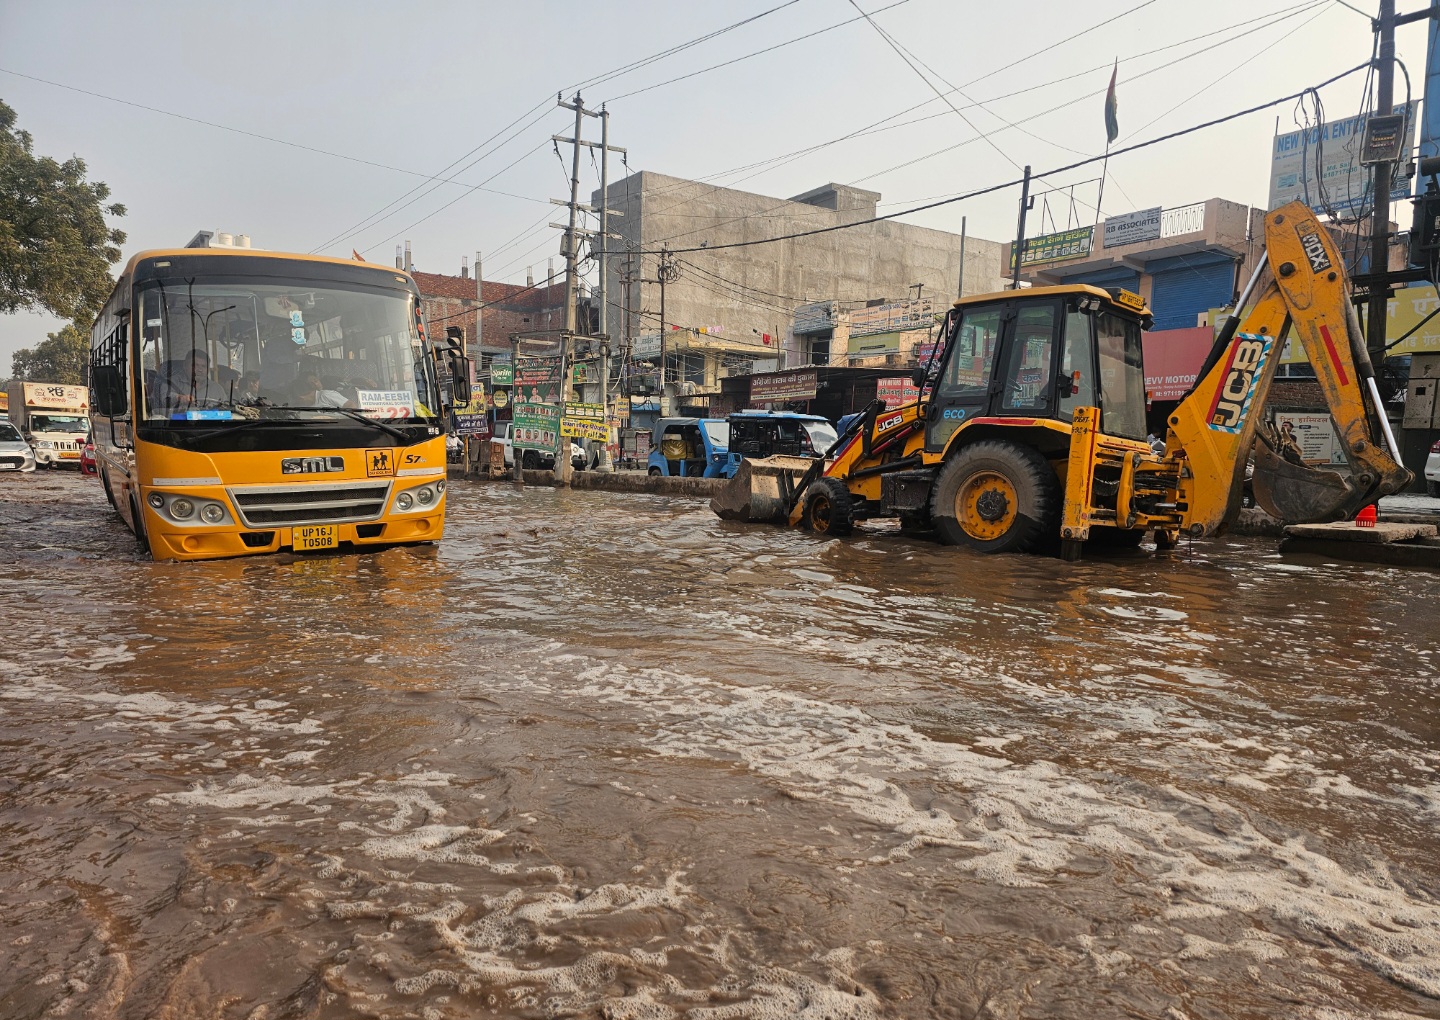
[930,440,1059,554]
[802,477,855,537]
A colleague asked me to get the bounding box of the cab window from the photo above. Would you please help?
[999,303,1056,412]
[1097,312,1147,440]
[940,305,1002,401]
[1058,309,1097,421]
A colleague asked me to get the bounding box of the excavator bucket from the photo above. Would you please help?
[1250,441,1364,524]
[710,455,819,524]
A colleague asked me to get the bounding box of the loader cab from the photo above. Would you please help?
[922,285,1150,452]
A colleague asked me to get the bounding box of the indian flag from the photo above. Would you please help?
[1104,60,1119,145]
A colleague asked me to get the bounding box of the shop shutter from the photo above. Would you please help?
[1148,253,1236,331]
[1066,266,1141,291]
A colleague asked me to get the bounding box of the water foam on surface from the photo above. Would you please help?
[535,657,1440,999]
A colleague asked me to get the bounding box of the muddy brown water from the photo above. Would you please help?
[1,472,1438,1019]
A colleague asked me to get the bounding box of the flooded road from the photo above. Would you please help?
[2,471,1438,1019]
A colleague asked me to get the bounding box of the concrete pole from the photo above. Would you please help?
[597,107,614,471]
[658,246,668,414]
[556,94,585,486]
[511,333,523,486]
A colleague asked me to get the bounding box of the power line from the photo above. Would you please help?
[629,61,1372,257]
[313,0,805,254]
[640,0,1328,249]
[603,0,913,103]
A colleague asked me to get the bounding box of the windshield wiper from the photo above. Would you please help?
[286,406,412,442]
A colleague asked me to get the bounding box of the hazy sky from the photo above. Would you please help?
[0,0,1431,372]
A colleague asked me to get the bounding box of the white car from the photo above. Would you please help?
[0,419,36,472]
[1425,439,1439,497]
[493,422,586,471]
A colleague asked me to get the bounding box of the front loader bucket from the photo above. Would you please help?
[1251,442,1363,523]
[710,455,819,524]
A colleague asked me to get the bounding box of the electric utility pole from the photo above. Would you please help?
[639,246,680,411]
[552,94,625,481]
[1368,0,1398,366]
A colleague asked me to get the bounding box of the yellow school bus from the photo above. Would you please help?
[88,248,469,561]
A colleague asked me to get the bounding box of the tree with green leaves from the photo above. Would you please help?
[11,322,89,383]
[0,99,126,322]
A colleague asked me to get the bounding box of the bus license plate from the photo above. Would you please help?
[294,525,337,551]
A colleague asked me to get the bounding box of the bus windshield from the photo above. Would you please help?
[136,278,439,423]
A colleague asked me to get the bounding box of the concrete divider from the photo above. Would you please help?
[449,467,728,499]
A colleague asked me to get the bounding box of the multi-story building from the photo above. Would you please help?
[594,172,1007,408]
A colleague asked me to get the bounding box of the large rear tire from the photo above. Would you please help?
[802,477,855,537]
[930,440,1059,554]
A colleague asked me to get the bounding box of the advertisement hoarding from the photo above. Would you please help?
[512,401,559,452]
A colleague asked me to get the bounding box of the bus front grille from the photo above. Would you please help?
[227,481,392,527]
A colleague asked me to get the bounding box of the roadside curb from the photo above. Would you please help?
[448,466,727,499]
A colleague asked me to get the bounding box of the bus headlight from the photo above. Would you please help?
[170,498,195,520]
[396,491,414,511]
[416,486,434,506]
[201,503,225,524]
[148,493,165,509]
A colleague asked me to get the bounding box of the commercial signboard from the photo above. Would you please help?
[489,360,513,386]
[1142,326,1213,400]
[1103,207,1162,247]
[1269,102,1417,217]
[848,298,934,338]
[848,330,904,358]
[1008,226,1093,270]
[1275,412,1345,466]
[1272,282,1440,361]
[452,392,491,438]
[564,402,605,420]
[876,377,921,407]
[750,369,817,403]
[633,333,662,359]
[512,400,559,452]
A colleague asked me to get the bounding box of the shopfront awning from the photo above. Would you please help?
[1143,326,1215,401]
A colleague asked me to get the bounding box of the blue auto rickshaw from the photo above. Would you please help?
[646,417,732,477]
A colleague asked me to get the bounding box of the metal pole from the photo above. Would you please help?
[956,215,967,300]
[1012,165,1032,291]
[556,93,585,485]
[473,250,483,477]
[1367,0,1396,365]
[597,107,613,471]
[511,334,523,486]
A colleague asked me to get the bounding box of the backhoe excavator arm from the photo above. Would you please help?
[1164,202,1411,535]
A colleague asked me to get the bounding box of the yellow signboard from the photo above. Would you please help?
[1209,284,1440,364]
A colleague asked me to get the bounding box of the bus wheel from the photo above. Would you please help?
[802,477,854,536]
[128,494,152,556]
[100,467,117,510]
[930,440,1058,554]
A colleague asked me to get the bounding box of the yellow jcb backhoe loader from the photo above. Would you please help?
[711,201,1412,559]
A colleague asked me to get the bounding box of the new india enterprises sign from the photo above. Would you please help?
[1269,102,1418,217]
[1009,226,1093,269]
